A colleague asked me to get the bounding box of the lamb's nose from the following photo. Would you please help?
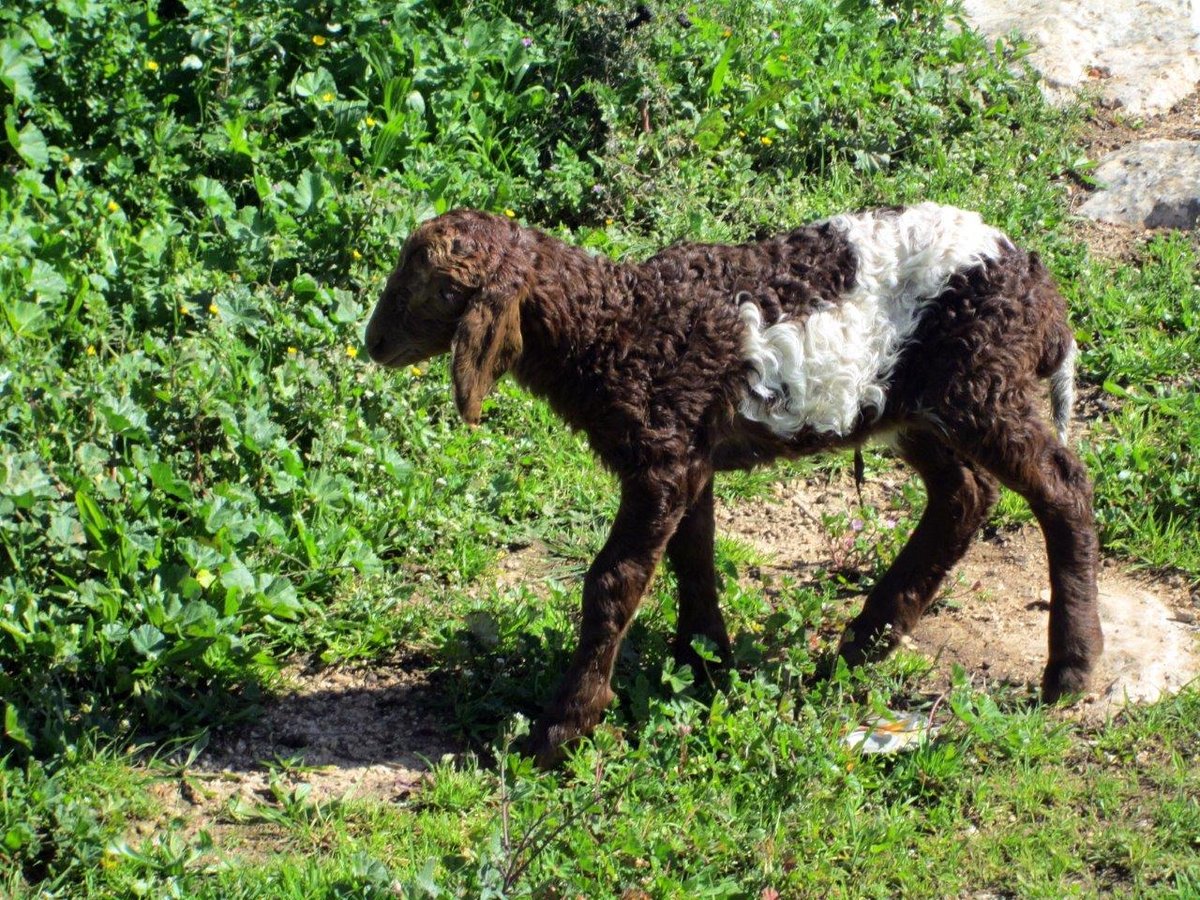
[366,334,386,360]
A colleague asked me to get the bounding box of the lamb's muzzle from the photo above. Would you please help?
[364,203,1102,767]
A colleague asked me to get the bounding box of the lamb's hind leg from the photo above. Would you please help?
[667,478,732,674]
[839,431,999,665]
[948,411,1102,700]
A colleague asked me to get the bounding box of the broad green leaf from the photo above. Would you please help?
[694,108,726,150]
[292,67,336,98]
[292,273,319,298]
[220,560,256,592]
[4,704,32,750]
[97,395,148,439]
[28,259,68,303]
[0,37,40,103]
[1,453,54,507]
[129,624,165,658]
[47,513,85,547]
[2,299,46,338]
[259,576,302,619]
[193,175,235,218]
[4,114,49,169]
[291,170,325,215]
[149,461,193,501]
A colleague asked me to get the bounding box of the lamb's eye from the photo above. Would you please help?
[440,287,462,304]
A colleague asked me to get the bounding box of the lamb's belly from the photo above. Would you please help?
[712,416,859,470]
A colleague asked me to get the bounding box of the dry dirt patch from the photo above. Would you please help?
[718,468,1200,715]
[192,660,455,804]
[131,544,568,837]
[130,659,456,852]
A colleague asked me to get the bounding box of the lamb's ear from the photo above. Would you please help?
[451,283,524,425]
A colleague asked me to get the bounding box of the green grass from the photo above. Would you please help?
[2,0,1198,895]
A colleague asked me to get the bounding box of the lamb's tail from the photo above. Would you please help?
[1049,337,1077,445]
[1030,256,1077,445]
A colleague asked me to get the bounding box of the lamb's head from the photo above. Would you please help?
[365,210,527,424]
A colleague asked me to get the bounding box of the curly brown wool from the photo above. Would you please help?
[364,208,1102,767]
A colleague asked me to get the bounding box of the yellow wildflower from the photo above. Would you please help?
[605,217,614,226]
[312,35,327,46]
[738,130,746,137]
[409,365,423,376]
[503,208,516,218]
[145,60,159,71]
[779,54,789,61]
[364,116,377,127]
[760,136,773,146]
[85,345,96,356]
[208,303,219,315]
[321,91,335,102]
[106,200,120,213]
[723,26,732,37]
[352,249,363,261]
[287,346,298,355]
[179,304,190,316]
[346,345,359,359]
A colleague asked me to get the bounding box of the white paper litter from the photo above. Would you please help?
[843,710,937,754]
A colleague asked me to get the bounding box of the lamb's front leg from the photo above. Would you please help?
[667,478,732,674]
[529,474,686,768]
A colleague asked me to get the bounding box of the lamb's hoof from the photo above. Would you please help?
[1041,659,1094,704]
[837,620,897,668]
[524,721,583,770]
[673,635,732,679]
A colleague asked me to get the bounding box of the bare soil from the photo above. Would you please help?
[130,660,455,851]
[193,659,453,801]
[717,466,1200,717]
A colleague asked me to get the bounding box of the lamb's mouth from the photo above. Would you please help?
[369,342,435,368]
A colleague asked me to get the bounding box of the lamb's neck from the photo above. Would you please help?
[513,250,633,406]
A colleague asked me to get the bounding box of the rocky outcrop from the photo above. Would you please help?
[1078,139,1200,228]
[961,0,1200,117]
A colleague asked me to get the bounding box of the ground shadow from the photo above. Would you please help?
[173,655,459,806]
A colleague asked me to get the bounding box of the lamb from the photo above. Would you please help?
[364,203,1102,767]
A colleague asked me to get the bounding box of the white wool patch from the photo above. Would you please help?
[739,203,1008,437]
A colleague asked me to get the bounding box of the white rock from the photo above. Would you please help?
[961,0,1200,116]
[1078,139,1200,228]
[1094,579,1200,707]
